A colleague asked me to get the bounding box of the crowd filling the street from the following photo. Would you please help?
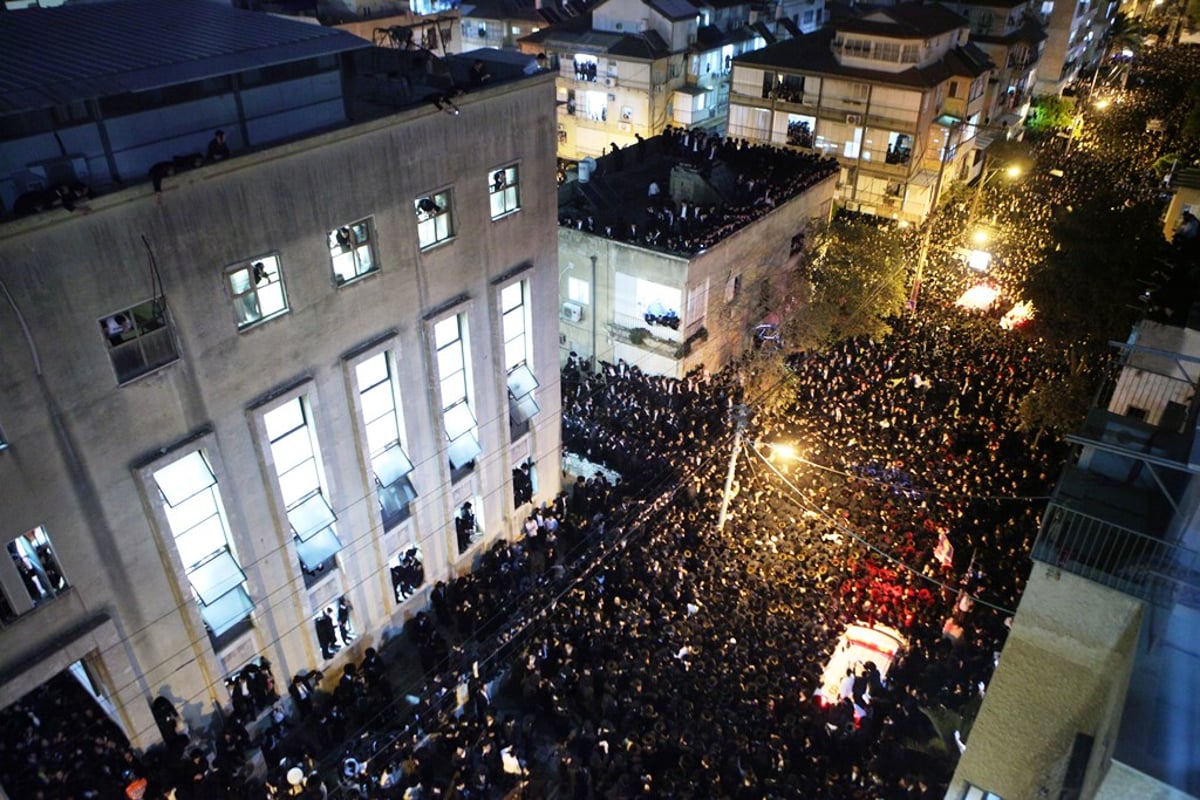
[3,33,1200,800]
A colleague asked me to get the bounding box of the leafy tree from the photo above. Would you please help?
[1014,351,1094,447]
[741,347,798,421]
[1026,94,1077,135]
[783,216,909,351]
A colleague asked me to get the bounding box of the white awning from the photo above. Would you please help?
[199,586,254,637]
[295,527,343,571]
[287,492,337,542]
[448,432,482,469]
[189,549,245,605]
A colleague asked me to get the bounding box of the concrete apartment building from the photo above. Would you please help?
[728,3,994,221]
[1034,0,1109,93]
[518,0,825,159]
[556,136,838,375]
[939,0,1046,128]
[948,320,1200,800]
[0,0,560,753]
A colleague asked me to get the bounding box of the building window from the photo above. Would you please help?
[512,459,536,506]
[901,44,919,62]
[725,273,742,303]
[455,500,482,554]
[948,80,959,98]
[874,42,900,61]
[328,219,378,285]
[0,424,7,451]
[843,38,871,57]
[152,452,253,639]
[415,190,454,249]
[264,398,343,585]
[6,526,68,607]
[100,298,178,384]
[489,166,520,219]
[502,281,540,441]
[356,352,418,531]
[390,545,425,602]
[434,314,481,477]
[314,595,354,660]
[567,276,590,304]
[227,255,287,330]
[851,82,870,102]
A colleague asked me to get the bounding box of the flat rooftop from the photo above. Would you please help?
[558,130,838,257]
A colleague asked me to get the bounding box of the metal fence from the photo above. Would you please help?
[1033,502,1200,607]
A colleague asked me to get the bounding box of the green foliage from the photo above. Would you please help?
[784,217,909,351]
[1027,94,1077,134]
[1014,351,1095,445]
[740,348,798,421]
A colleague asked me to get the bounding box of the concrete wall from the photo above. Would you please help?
[946,564,1143,800]
[556,171,836,375]
[0,74,560,747]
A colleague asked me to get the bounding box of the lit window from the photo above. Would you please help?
[434,314,481,476]
[227,255,287,330]
[153,452,252,638]
[99,298,178,384]
[264,398,342,585]
[415,190,454,249]
[489,165,520,219]
[6,526,69,608]
[328,219,378,285]
[390,545,425,602]
[356,352,418,530]
[502,281,540,439]
[567,276,590,304]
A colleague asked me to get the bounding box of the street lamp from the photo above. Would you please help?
[967,153,1022,229]
[966,249,992,272]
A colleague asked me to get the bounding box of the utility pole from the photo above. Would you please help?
[717,404,751,532]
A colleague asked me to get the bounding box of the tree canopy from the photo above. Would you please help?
[1026,94,1077,135]
[782,216,910,351]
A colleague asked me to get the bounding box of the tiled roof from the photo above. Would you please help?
[839,2,967,38]
[646,0,701,21]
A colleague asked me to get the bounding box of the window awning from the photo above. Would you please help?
[510,392,540,424]
[380,475,418,516]
[443,401,477,441]
[287,493,336,542]
[373,444,414,487]
[506,363,539,399]
[189,549,246,605]
[154,451,216,506]
[296,527,343,571]
[448,432,482,469]
[199,585,254,638]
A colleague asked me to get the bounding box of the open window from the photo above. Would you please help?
[355,352,418,530]
[6,526,69,608]
[153,451,253,640]
[100,297,178,384]
[328,219,378,285]
[489,165,520,219]
[264,398,342,585]
[501,281,539,440]
[415,190,454,249]
[390,544,425,602]
[228,255,287,330]
[434,314,480,478]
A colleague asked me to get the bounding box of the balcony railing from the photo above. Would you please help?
[1033,502,1200,607]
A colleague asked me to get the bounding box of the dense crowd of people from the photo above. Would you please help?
[4,39,1200,800]
[559,128,839,256]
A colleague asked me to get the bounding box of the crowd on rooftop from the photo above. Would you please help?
[559,128,839,256]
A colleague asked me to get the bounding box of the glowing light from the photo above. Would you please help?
[1094,98,1111,110]
[967,249,993,272]
[1121,48,1134,58]
[956,284,999,310]
[770,443,798,461]
[1005,164,1022,179]
[971,229,990,245]
[1000,300,1035,329]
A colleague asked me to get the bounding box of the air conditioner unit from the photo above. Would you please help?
[604,77,617,88]
[846,113,862,126]
[561,301,583,322]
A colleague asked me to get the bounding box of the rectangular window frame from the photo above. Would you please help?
[567,275,591,304]
[100,297,179,385]
[261,394,343,585]
[501,280,540,438]
[415,189,455,250]
[226,254,288,331]
[489,164,521,220]
[351,348,419,531]
[149,446,254,641]
[328,217,379,286]
[433,312,481,476]
[5,525,70,611]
